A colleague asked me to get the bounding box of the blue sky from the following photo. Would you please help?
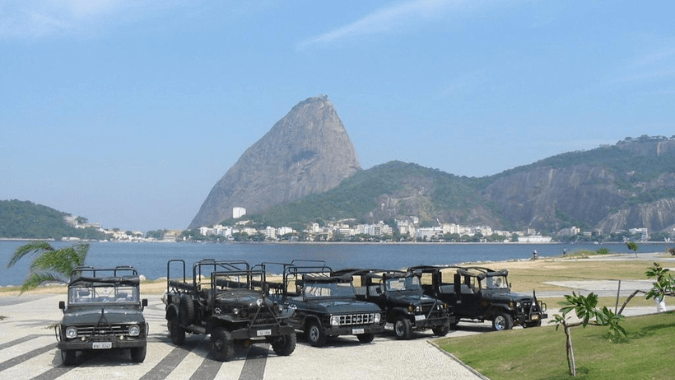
[1,0,674,232]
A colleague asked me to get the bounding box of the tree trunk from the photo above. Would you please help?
[565,324,576,376]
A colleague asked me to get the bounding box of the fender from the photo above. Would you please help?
[302,314,322,329]
[386,307,413,323]
[165,304,180,320]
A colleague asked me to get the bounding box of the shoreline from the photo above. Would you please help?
[3,251,673,296]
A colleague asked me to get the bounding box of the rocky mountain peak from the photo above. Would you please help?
[189,95,361,229]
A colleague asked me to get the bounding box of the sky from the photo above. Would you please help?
[1,0,674,232]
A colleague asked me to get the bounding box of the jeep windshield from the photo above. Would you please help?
[385,276,421,293]
[69,284,140,304]
[304,281,354,299]
[482,275,509,290]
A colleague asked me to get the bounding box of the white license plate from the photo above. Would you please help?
[531,314,539,320]
[92,342,112,349]
[256,329,272,337]
[352,328,365,334]
[415,315,426,321]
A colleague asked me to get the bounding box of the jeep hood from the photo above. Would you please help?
[482,290,532,303]
[388,293,438,306]
[214,289,271,308]
[62,307,144,325]
[305,299,381,314]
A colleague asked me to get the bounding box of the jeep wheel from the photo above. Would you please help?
[271,333,297,356]
[168,315,186,345]
[492,313,513,331]
[130,345,147,363]
[357,333,375,343]
[394,317,412,340]
[306,320,327,347]
[432,326,449,337]
[179,294,195,326]
[211,327,235,361]
[61,349,76,366]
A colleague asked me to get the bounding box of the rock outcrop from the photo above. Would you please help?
[189,96,360,228]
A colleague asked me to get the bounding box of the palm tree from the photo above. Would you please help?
[7,241,89,294]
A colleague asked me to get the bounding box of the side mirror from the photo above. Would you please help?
[59,301,65,310]
[142,299,148,307]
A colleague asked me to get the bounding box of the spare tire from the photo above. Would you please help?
[179,294,195,326]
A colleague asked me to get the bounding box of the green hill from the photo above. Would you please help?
[0,200,107,240]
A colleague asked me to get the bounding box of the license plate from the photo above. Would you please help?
[92,342,112,349]
[531,314,539,320]
[352,328,365,334]
[415,315,426,321]
[256,329,272,337]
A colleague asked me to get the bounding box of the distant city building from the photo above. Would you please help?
[233,207,246,219]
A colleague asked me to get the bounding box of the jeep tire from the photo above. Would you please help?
[270,333,297,356]
[306,320,327,347]
[211,327,235,361]
[130,345,147,363]
[432,326,450,336]
[394,316,412,340]
[179,294,195,326]
[61,349,76,366]
[492,312,513,331]
[168,314,186,345]
[357,333,375,343]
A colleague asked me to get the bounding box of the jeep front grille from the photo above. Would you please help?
[249,307,278,326]
[335,313,378,326]
[76,324,129,337]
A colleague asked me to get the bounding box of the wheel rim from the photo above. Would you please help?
[214,338,224,350]
[308,326,319,342]
[394,321,404,336]
[494,316,506,330]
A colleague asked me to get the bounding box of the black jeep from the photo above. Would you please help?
[162,259,296,361]
[337,269,453,339]
[264,261,383,347]
[56,266,148,366]
[409,265,547,331]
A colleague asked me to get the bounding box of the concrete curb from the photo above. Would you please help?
[427,340,490,380]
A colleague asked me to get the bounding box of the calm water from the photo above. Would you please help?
[0,241,669,287]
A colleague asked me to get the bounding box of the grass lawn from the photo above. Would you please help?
[437,311,675,380]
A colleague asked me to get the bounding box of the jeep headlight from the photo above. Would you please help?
[65,326,77,339]
[407,305,414,313]
[509,301,515,308]
[256,299,263,307]
[128,325,140,337]
[330,315,341,326]
[373,313,381,323]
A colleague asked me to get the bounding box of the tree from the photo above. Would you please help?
[550,292,626,377]
[6,241,89,294]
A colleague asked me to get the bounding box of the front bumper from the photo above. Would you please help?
[412,314,452,331]
[230,324,296,340]
[323,323,384,337]
[58,338,146,350]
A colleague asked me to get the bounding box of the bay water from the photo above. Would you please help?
[0,241,670,287]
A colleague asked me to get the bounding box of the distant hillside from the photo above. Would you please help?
[189,96,360,229]
[0,200,106,240]
[244,161,502,230]
[246,136,675,234]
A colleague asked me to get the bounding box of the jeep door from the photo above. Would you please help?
[455,274,483,318]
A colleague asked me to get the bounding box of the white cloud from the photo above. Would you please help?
[0,0,185,39]
[297,0,467,49]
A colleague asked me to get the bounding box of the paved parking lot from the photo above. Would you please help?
[0,294,484,380]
